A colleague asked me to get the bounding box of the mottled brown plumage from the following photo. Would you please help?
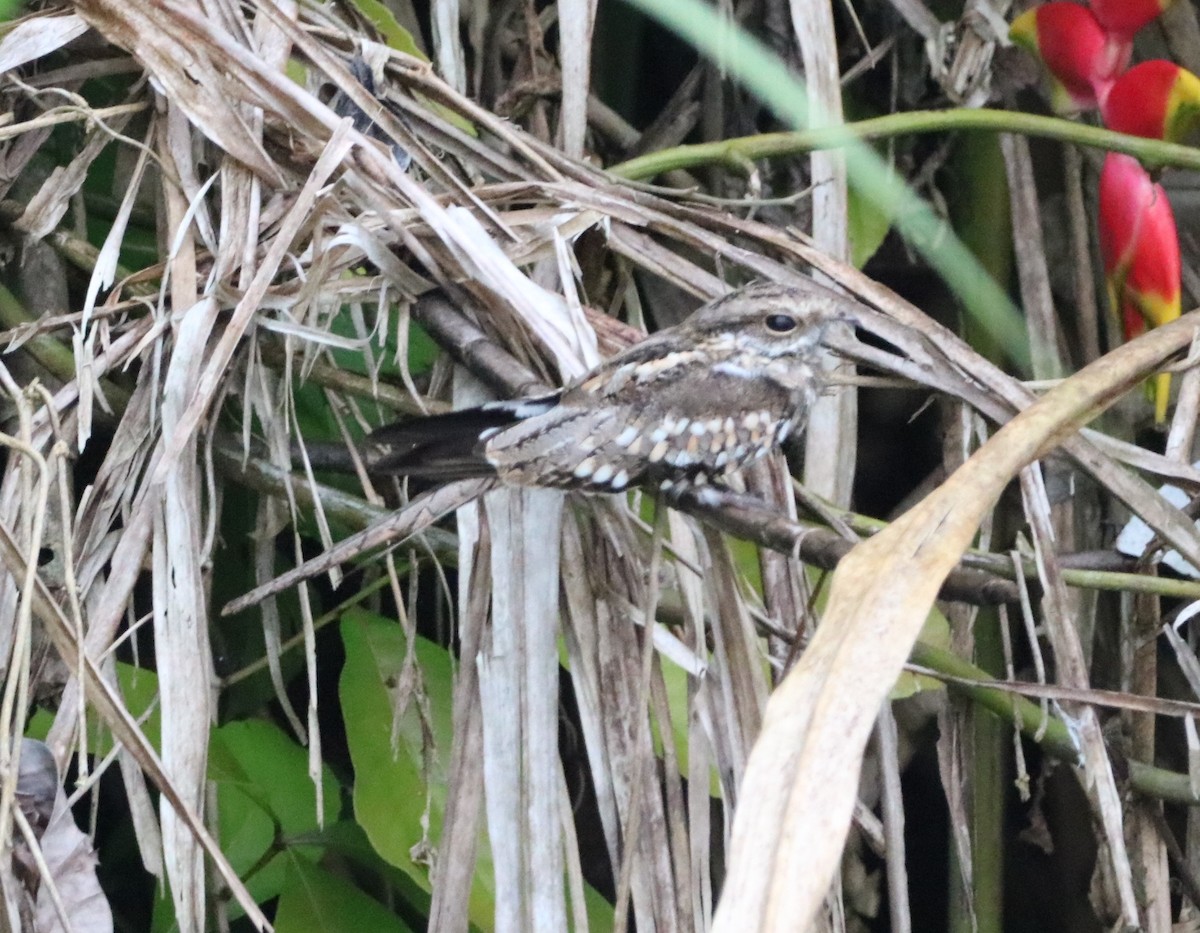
[366,282,858,492]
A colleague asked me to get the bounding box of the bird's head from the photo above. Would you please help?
[685,282,861,359]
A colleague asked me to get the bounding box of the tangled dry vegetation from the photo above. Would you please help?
[3,0,1200,931]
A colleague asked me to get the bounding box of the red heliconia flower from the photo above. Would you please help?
[1009,2,1131,113]
[1099,153,1182,422]
[1102,59,1200,144]
[1090,0,1173,39]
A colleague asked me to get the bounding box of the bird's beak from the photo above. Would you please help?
[816,310,860,352]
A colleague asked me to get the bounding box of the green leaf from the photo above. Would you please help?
[658,650,723,798]
[842,97,892,268]
[945,131,1013,363]
[343,0,478,136]
[325,311,440,385]
[342,609,616,929]
[215,781,278,899]
[339,609,496,926]
[848,175,892,269]
[26,666,156,748]
[300,820,440,920]
[275,858,415,932]
[115,664,162,750]
[209,720,339,909]
[346,0,429,60]
[211,719,338,833]
[213,484,309,721]
[729,537,761,595]
[405,322,442,375]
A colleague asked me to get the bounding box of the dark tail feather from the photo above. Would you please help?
[364,394,559,479]
[365,411,501,478]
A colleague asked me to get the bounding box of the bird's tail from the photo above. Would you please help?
[364,394,561,478]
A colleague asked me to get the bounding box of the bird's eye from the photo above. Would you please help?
[765,313,797,333]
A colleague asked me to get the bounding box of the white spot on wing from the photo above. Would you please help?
[615,426,640,447]
[611,469,629,490]
[649,440,669,462]
[714,361,756,379]
[592,463,614,485]
[575,457,598,479]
